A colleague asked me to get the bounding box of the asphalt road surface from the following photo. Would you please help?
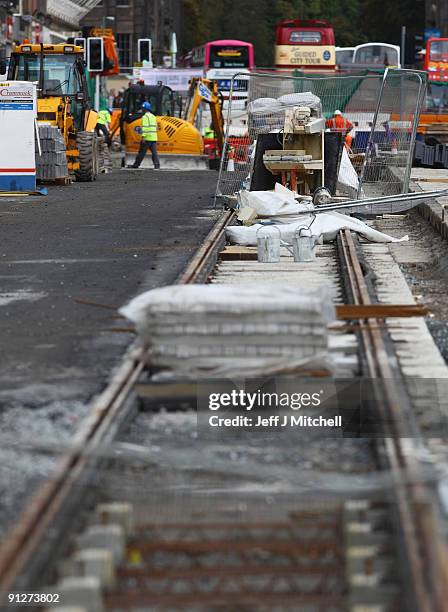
[0,169,218,407]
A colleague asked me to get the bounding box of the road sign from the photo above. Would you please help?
[0,81,37,192]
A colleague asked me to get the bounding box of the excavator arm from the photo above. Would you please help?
[184,78,225,154]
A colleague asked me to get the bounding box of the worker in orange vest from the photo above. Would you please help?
[325,110,354,150]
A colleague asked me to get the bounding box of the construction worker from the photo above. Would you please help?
[325,109,354,149]
[130,101,160,169]
[96,107,112,142]
[203,124,215,139]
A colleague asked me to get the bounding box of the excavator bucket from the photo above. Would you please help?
[122,115,210,170]
[124,152,209,171]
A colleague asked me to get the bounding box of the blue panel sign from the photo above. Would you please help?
[425,28,441,41]
[0,103,34,110]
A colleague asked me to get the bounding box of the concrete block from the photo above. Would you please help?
[76,525,125,563]
[95,502,134,535]
[56,577,103,612]
[237,206,258,225]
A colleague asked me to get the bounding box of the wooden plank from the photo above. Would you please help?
[416,177,448,184]
[336,304,429,320]
[264,149,306,156]
[220,246,258,260]
[264,160,323,171]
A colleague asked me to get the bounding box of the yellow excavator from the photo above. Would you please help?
[117,82,206,169]
[116,78,225,169]
[7,43,99,181]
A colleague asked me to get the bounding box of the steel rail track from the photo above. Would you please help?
[0,209,235,595]
[339,229,448,612]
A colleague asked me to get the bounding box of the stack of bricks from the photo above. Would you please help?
[36,126,69,181]
[98,137,113,173]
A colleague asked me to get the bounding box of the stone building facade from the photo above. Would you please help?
[81,0,182,70]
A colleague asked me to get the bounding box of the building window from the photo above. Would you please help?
[116,0,130,5]
[116,33,131,67]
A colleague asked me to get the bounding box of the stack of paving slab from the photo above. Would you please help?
[120,284,336,378]
[36,126,69,181]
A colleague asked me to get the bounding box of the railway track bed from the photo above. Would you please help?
[2,171,448,611]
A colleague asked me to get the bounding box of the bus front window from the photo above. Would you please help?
[355,46,398,67]
[430,40,448,61]
[209,46,249,69]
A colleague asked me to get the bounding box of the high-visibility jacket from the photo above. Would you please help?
[203,127,215,138]
[141,112,158,142]
[325,115,354,134]
[97,110,111,125]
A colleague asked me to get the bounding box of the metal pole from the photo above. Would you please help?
[403,72,426,192]
[215,72,239,203]
[401,25,406,68]
[95,74,100,111]
[357,67,389,198]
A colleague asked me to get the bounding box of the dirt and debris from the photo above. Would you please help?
[374,211,448,361]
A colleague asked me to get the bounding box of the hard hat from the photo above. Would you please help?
[334,109,342,115]
[142,101,152,111]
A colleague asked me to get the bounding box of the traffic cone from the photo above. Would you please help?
[227,147,235,172]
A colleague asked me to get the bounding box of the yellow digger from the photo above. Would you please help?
[116,82,208,170]
[7,43,99,181]
[116,78,225,170]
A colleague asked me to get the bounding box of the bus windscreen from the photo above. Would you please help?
[336,49,354,65]
[429,40,448,62]
[209,46,249,69]
[354,45,399,67]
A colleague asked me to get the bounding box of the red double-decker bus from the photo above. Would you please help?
[425,38,448,82]
[275,19,336,71]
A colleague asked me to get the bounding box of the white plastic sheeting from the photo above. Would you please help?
[226,213,408,246]
[120,284,335,379]
[238,184,313,219]
[337,147,359,195]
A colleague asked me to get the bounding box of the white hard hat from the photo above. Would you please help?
[334,109,342,115]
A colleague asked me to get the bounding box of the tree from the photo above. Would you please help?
[181,0,421,66]
[359,0,425,46]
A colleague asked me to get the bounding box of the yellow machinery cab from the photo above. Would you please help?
[8,43,99,181]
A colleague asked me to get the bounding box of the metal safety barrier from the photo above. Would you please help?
[358,68,427,197]
[216,71,383,202]
[216,70,426,204]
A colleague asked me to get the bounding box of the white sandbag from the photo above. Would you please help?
[120,284,336,378]
[238,184,314,219]
[226,213,409,246]
[278,92,322,116]
[244,190,313,217]
[247,97,282,114]
[121,284,335,320]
